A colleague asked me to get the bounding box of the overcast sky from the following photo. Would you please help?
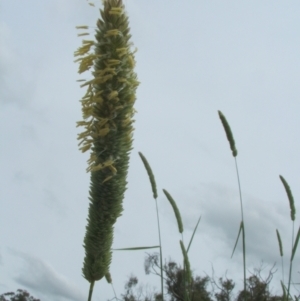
[1,1,300,301]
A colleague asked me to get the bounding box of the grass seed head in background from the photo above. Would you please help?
[139,152,158,199]
[276,229,284,257]
[218,110,238,157]
[163,189,184,234]
[279,175,296,221]
[75,0,139,288]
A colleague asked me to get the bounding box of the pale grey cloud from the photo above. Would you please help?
[10,250,85,301]
[42,188,67,218]
[0,26,37,109]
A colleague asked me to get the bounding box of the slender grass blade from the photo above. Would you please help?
[291,226,300,261]
[113,245,160,251]
[187,216,201,253]
[231,221,243,258]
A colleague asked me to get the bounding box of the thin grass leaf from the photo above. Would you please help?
[281,281,287,301]
[231,221,243,258]
[291,226,300,261]
[180,240,192,285]
[163,189,184,234]
[187,216,201,253]
[139,152,158,199]
[276,229,284,257]
[218,110,238,157]
[279,175,296,221]
[113,245,160,251]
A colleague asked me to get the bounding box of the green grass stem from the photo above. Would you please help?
[218,111,246,301]
[87,281,94,301]
[279,175,297,301]
[139,152,164,300]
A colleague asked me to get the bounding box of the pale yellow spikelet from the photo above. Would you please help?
[105,29,120,37]
[109,7,122,15]
[128,55,135,68]
[117,77,128,83]
[109,10,122,15]
[107,91,118,100]
[74,40,95,56]
[116,47,128,57]
[122,116,132,128]
[102,175,113,183]
[91,157,117,173]
[76,121,91,127]
[80,144,92,153]
[77,33,90,37]
[76,25,89,30]
[107,59,121,66]
[98,127,110,137]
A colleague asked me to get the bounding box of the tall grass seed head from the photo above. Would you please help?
[75,0,139,282]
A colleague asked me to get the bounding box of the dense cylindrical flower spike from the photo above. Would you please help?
[218,110,238,157]
[75,0,139,283]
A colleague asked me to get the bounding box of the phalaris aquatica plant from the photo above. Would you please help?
[75,0,139,299]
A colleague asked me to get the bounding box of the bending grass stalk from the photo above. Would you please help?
[218,110,246,300]
[163,189,184,234]
[279,175,296,300]
[139,152,164,300]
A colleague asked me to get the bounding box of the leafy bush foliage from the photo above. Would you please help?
[0,290,40,301]
[118,254,286,301]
